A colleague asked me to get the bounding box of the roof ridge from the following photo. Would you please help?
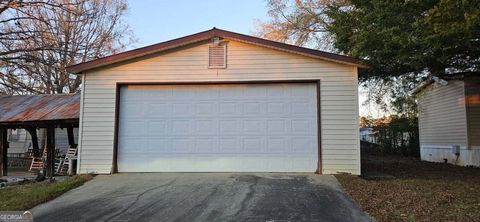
[66,28,366,73]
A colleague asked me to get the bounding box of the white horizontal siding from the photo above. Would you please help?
[8,128,78,155]
[78,40,360,175]
[417,81,468,148]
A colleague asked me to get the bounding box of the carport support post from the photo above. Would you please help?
[0,127,8,177]
[67,126,76,148]
[46,126,55,177]
[26,127,40,157]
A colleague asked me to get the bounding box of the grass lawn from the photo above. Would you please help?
[0,174,94,211]
[335,154,480,222]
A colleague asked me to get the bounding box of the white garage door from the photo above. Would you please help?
[117,83,318,172]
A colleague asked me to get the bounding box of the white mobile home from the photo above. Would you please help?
[416,74,480,166]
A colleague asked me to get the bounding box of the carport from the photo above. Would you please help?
[0,94,80,177]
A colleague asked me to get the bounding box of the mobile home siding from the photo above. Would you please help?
[78,40,360,174]
[7,129,31,154]
[8,128,78,155]
[417,80,476,165]
[418,81,468,146]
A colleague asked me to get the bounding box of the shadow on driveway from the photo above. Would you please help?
[31,173,372,222]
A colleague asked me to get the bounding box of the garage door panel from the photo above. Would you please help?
[219,120,240,133]
[219,137,242,153]
[171,86,196,99]
[147,88,173,99]
[292,85,315,97]
[171,120,192,134]
[242,119,266,133]
[267,102,289,115]
[147,120,168,135]
[171,137,195,153]
[194,120,218,135]
[118,83,318,172]
[121,102,146,117]
[292,102,315,116]
[266,86,288,98]
[147,139,169,152]
[194,138,218,153]
[148,103,172,116]
[122,120,147,136]
[242,137,266,152]
[219,87,243,98]
[292,157,317,170]
[120,156,318,172]
[194,87,218,98]
[219,102,239,115]
[292,119,315,134]
[195,102,216,115]
[266,119,288,134]
[172,103,192,116]
[292,137,316,153]
[121,89,147,101]
[121,139,147,154]
[243,102,265,115]
[267,137,290,153]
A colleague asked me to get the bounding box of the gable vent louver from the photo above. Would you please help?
[208,44,227,69]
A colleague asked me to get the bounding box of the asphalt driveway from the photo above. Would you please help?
[31,173,372,222]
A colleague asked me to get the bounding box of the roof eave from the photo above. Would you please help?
[412,79,434,95]
[0,119,79,128]
[67,28,367,74]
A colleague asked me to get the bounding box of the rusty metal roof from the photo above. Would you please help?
[0,94,80,124]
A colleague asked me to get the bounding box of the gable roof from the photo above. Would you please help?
[412,72,479,95]
[0,94,80,125]
[66,28,366,74]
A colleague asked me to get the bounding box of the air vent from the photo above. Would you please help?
[208,45,226,69]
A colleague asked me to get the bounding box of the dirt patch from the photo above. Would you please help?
[336,154,480,222]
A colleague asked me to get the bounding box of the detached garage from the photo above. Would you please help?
[67,28,364,175]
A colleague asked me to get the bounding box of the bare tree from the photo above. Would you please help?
[0,0,134,94]
[0,0,67,94]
